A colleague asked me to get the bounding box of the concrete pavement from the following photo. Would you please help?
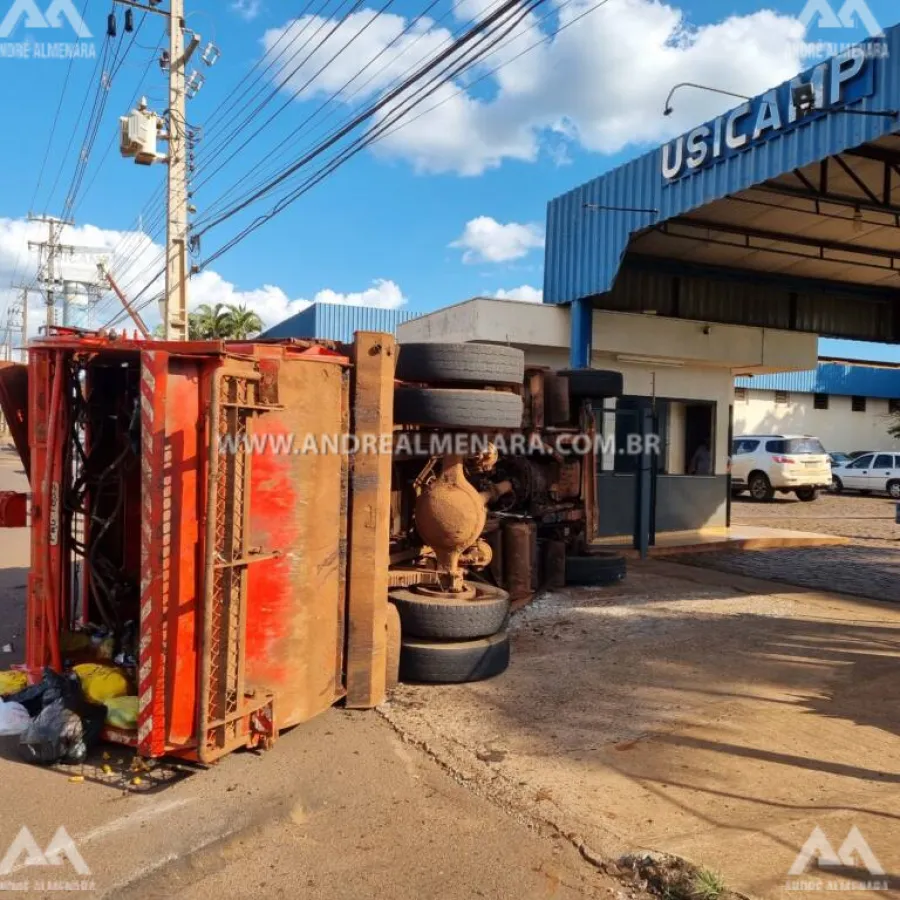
[382,561,900,900]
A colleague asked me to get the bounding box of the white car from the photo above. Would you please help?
[831,452,900,499]
[731,434,832,502]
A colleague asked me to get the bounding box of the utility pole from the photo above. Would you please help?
[166,0,189,341]
[116,0,215,340]
[26,214,103,330]
[6,287,31,363]
[27,214,70,329]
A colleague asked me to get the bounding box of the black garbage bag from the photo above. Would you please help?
[13,669,108,766]
[6,667,75,716]
[19,700,85,765]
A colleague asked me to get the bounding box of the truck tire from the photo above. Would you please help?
[397,343,524,386]
[389,585,510,640]
[399,632,510,684]
[560,369,624,400]
[565,552,626,586]
[394,387,523,429]
[795,487,818,502]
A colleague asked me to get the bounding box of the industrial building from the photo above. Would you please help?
[734,358,900,452]
[403,27,900,544]
[262,300,415,342]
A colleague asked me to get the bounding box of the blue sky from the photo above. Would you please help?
[0,0,898,360]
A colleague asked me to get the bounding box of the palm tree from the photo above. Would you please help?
[190,303,231,339]
[222,303,264,339]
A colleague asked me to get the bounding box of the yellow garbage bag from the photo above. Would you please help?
[73,664,130,704]
[104,696,138,730]
[0,671,27,697]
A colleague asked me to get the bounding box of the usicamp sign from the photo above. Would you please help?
[661,49,875,181]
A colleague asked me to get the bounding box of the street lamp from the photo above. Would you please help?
[663,82,751,117]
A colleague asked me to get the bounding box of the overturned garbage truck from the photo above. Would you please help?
[0,328,624,763]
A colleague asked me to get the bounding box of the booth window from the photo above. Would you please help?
[814,393,829,410]
[890,399,900,415]
[852,396,867,413]
[595,397,713,477]
[734,387,748,403]
[775,391,789,405]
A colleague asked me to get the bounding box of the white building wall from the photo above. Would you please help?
[734,390,900,453]
[521,346,733,474]
[399,299,818,478]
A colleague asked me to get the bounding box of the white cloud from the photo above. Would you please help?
[451,217,544,264]
[494,285,543,303]
[313,278,406,309]
[262,12,452,103]
[231,0,262,22]
[0,218,406,339]
[264,0,806,175]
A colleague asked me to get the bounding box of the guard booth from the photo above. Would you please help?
[539,26,900,550]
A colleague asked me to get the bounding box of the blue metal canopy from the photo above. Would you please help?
[544,25,900,313]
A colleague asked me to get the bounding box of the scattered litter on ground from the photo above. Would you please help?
[1,644,12,654]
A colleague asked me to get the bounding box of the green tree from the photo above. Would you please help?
[222,303,264,339]
[190,303,232,339]
[151,303,266,340]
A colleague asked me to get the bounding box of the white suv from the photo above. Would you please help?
[731,434,832,502]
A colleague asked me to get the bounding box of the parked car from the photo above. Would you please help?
[829,452,852,467]
[731,434,832,502]
[831,452,900,499]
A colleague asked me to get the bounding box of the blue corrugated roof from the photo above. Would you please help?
[736,361,900,399]
[262,302,415,342]
[544,26,900,304]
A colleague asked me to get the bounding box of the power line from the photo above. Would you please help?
[195,0,453,224]
[29,0,93,214]
[197,0,541,242]
[114,0,617,324]
[189,0,368,191]
[102,0,338,287]
[379,0,616,145]
[41,34,113,219]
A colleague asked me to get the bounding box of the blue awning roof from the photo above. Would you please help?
[736,360,900,399]
[544,25,900,305]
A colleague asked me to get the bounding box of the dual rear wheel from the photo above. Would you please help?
[390,584,511,684]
